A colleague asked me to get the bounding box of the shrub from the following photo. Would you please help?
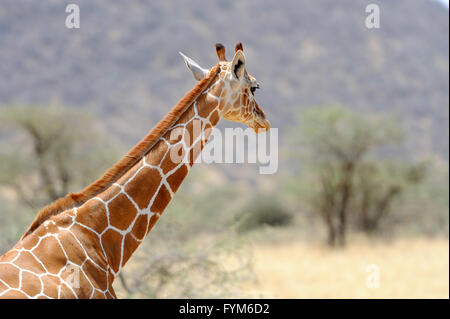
[236,196,293,232]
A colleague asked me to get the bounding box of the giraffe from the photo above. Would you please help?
[0,42,269,299]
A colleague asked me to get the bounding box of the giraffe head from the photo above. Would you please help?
[179,42,270,132]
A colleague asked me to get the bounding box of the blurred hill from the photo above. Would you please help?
[0,0,448,160]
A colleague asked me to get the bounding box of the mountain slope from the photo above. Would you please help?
[0,0,448,159]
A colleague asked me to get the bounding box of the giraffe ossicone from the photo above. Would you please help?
[0,42,269,299]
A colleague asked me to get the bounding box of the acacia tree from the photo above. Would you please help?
[0,105,120,210]
[293,106,423,247]
[0,105,121,254]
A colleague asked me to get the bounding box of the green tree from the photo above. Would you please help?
[0,105,121,209]
[0,105,122,253]
[291,106,424,246]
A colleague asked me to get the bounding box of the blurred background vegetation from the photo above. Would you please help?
[0,0,448,298]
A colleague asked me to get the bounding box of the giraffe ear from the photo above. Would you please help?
[231,50,245,81]
[179,52,208,81]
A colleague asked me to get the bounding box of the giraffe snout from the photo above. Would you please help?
[252,104,269,132]
[252,116,270,133]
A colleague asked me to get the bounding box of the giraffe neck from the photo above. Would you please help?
[73,71,226,276]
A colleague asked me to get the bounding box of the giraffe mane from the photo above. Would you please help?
[21,64,221,239]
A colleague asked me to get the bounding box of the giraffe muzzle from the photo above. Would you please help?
[252,118,270,133]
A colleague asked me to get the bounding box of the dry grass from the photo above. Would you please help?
[243,236,449,299]
[115,234,448,299]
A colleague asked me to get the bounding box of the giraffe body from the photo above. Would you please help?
[0,43,269,298]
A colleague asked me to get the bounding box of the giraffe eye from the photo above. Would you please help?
[250,86,258,95]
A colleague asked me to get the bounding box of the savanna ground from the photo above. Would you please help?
[115,227,449,299]
[244,235,448,298]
